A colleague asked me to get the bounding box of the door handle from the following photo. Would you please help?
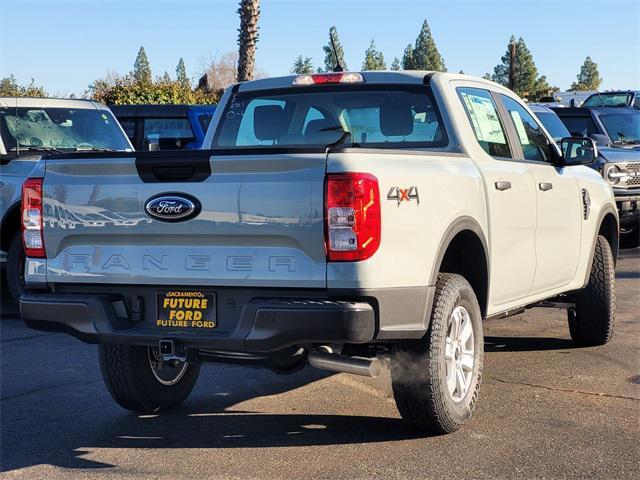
[495,181,512,191]
[539,182,553,191]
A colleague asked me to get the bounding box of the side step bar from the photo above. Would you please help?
[308,351,382,377]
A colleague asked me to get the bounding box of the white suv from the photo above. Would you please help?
[20,71,618,434]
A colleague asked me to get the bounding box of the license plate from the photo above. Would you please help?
[156,290,216,329]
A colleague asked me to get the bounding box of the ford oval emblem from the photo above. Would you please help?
[144,193,201,222]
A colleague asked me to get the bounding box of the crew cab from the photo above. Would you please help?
[0,97,132,305]
[551,105,640,247]
[110,104,216,151]
[19,72,618,434]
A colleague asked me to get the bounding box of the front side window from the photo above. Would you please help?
[534,112,570,143]
[213,85,448,150]
[457,87,512,158]
[0,107,131,151]
[500,95,554,162]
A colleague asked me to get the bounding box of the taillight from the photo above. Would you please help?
[21,178,45,258]
[325,173,380,262]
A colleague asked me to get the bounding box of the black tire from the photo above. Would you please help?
[6,231,25,306]
[391,273,483,434]
[98,344,200,413]
[569,235,616,346]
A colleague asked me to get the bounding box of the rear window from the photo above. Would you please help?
[213,85,448,150]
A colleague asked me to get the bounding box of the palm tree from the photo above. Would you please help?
[237,0,260,82]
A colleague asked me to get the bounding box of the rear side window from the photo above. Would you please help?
[500,95,554,162]
[557,115,598,137]
[213,85,448,150]
[457,87,512,158]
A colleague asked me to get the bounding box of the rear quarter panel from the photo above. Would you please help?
[326,150,487,289]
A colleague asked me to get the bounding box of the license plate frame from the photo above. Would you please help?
[156,290,217,330]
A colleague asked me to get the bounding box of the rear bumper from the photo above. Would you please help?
[20,293,376,353]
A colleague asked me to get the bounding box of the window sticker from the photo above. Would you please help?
[461,92,506,144]
[510,111,530,145]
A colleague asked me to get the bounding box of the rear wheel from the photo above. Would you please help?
[568,235,616,346]
[6,231,25,307]
[99,344,200,413]
[391,273,483,434]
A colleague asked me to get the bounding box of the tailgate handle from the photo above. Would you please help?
[135,151,212,183]
[152,166,195,182]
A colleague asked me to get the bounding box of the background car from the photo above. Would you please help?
[582,90,640,108]
[0,97,133,304]
[110,104,216,151]
[533,104,640,247]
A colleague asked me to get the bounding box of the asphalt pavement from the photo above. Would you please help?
[1,249,638,479]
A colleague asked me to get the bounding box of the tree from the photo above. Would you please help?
[362,39,386,70]
[401,44,414,70]
[133,46,152,84]
[490,36,554,100]
[458,69,465,74]
[0,75,47,97]
[322,26,347,72]
[162,71,172,82]
[89,73,218,105]
[411,19,446,71]
[390,57,401,71]
[291,55,314,74]
[176,58,189,87]
[482,73,492,80]
[237,0,261,82]
[570,56,602,91]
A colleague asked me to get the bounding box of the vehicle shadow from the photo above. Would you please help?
[484,335,574,352]
[0,364,422,472]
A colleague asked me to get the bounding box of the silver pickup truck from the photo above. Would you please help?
[0,97,132,304]
[19,72,618,434]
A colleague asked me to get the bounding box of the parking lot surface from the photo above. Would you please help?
[1,249,638,479]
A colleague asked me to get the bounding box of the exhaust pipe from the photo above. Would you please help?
[308,351,382,377]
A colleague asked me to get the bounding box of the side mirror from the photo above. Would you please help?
[560,137,598,166]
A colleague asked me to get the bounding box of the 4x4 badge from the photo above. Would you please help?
[387,186,420,206]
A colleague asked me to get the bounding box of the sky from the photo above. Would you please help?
[1,0,638,96]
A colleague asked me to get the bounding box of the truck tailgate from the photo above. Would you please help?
[41,151,327,288]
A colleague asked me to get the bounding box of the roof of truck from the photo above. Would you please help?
[0,97,108,110]
[237,71,506,92]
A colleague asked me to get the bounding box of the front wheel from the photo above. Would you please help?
[391,273,483,434]
[568,235,616,346]
[99,344,200,413]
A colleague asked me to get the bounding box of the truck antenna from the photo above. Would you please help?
[330,34,344,72]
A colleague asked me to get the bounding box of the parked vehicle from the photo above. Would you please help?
[551,105,640,247]
[551,105,640,147]
[110,104,216,151]
[19,72,618,434]
[582,90,640,108]
[0,97,133,304]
